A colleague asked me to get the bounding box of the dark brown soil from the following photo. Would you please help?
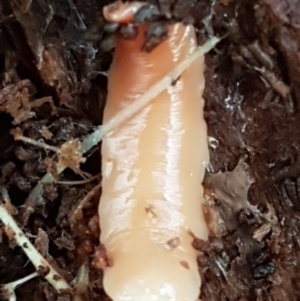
[0,0,300,301]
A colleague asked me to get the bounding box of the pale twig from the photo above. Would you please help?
[0,272,38,301]
[0,189,72,293]
[27,36,220,207]
[14,135,59,153]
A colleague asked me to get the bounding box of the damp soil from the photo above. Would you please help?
[0,0,300,301]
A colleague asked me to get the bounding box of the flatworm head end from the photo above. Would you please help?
[103,1,147,24]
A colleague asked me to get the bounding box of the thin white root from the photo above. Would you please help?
[0,203,72,293]
[26,36,220,209]
[13,135,59,153]
[72,37,221,152]
[0,272,38,301]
